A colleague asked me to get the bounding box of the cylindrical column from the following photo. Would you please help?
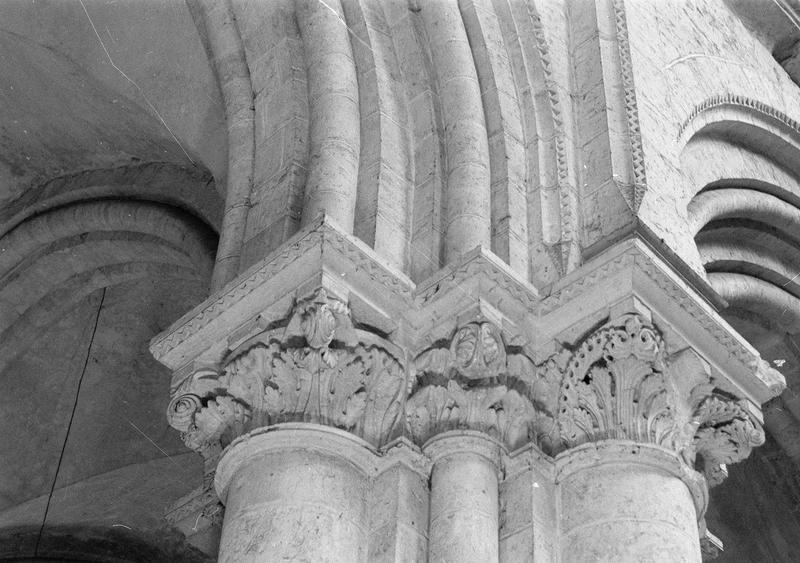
[424,431,503,563]
[188,0,255,292]
[296,0,360,232]
[215,424,377,563]
[419,0,491,261]
[556,441,708,563]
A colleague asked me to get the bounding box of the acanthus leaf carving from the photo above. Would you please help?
[406,321,558,451]
[558,315,674,448]
[555,314,764,485]
[166,300,767,487]
[689,396,765,487]
[166,290,407,460]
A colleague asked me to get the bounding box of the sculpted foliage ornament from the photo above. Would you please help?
[556,314,764,485]
[689,396,765,486]
[406,321,562,451]
[166,289,406,460]
[166,297,763,487]
[558,315,674,447]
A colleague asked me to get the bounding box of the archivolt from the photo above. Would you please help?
[0,199,216,375]
[689,184,800,332]
[0,162,222,239]
[708,273,800,333]
[688,187,800,240]
[684,110,800,471]
[699,237,800,297]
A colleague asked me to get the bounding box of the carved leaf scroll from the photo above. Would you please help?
[167,289,406,457]
[558,315,675,448]
[407,321,559,451]
[556,314,765,485]
[690,397,765,487]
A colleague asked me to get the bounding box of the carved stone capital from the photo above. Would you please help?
[690,396,765,487]
[166,289,407,463]
[558,314,670,447]
[406,321,562,451]
[555,314,764,485]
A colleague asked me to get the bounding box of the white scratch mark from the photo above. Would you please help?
[770,0,800,35]
[314,0,374,54]
[664,53,756,72]
[782,271,800,287]
[78,0,195,165]
[112,523,132,530]
[127,420,180,466]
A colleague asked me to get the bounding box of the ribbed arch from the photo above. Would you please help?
[685,113,800,481]
[680,97,800,205]
[679,97,800,181]
[688,187,800,240]
[699,238,800,298]
[0,163,222,240]
[689,184,800,324]
[0,199,216,375]
[196,0,574,287]
[708,273,800,334]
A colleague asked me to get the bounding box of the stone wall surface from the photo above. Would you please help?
[626,0,800,271]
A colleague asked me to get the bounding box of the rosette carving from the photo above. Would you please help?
[166,290,406,460]
[406,322,562,451]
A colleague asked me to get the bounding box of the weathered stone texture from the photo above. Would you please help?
[218,446,369,563]
[626,0,800,272]
[6,0,800,561]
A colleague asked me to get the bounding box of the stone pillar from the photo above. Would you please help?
[152,217,779,562]
[557,442,706,563]
[214,424,376,563]
[418,0,491,261]
[296,0,360,232]
[424,431,503,563]
[554,314,767,562]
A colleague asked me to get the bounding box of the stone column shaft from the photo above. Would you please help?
[557,443,705,563]
[215,425,375,563]
[296,0,360,231]
[425,431,503,563]
[419,0,491,261]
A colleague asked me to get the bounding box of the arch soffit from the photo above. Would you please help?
[0,162,224,239]
[679,96,800,204]
[681,98,800,348]
[0,199,217,374]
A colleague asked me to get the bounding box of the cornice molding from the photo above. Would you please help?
[151,215,414,369]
